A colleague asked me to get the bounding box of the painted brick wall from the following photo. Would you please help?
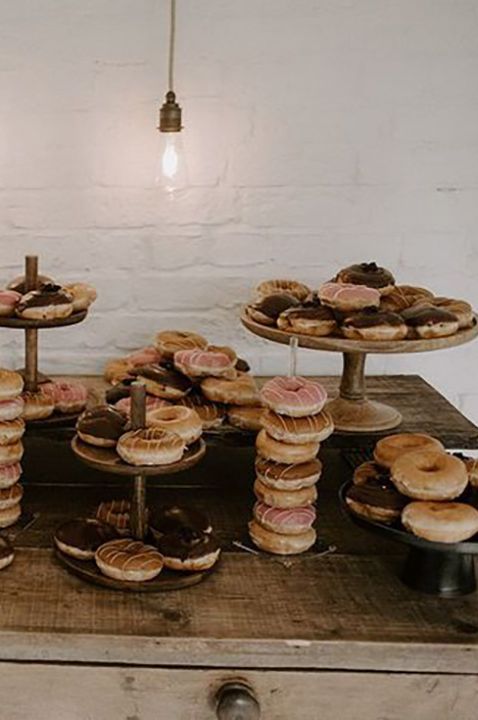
[0,0,477,423]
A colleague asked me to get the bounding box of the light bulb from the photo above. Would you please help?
[155,132,188,192]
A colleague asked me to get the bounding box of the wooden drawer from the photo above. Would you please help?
[0,663,477,719]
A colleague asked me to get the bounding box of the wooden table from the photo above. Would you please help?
[1,375,477,719]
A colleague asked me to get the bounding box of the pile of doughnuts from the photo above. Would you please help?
[345,433,478,543]
[75,401,203,466]
[248,375,333,555]
[104,330,265,433]
[0,369,25,530]
[0,272,96,320]
[54,503,220,582]
[245,262,475,341]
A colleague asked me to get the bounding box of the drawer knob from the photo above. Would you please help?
[216,683,261,720]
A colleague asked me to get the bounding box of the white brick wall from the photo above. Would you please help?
[0,0,477,423]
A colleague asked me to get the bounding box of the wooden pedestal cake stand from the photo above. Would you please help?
[0,255,89,428]
[64,382,209,592]
[241,313,478,433]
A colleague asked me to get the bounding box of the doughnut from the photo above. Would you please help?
[156,527,221,571]
[0,463,22,489]
[146,405,202,445]
[261,409,333,445]
[318,282,380,312]
[0,290,21,317]
[227,405,264,431]
[0,418,25,446]
[256,429,319,464]
[104,358,134,385]
[16,283,73,320]
[453,453,478,488]
[177,391,225,429]
[277,305,337,336]
[96,500,132,535]
[54,518,119,560]
[116,428,185,466]
[391,449,468,501]
[427,297,474,330]
[255,457,322,490]
[248,520,316,555]
[353,460,390,486]
[63,282,97,312]
[0,537,14,571]
[0,369,23,400]
[154,330,208,360]
[76,405,128,447]
[0,483,23,510]
[125,346,162,367]
[254,477,317,508]
[133,363,192,399]
[374,433,444,469]
[345,476,407,524]
[246,293,300,326]
[201,373,260,406]
[174,349,236,380]
[21,390,55,420]
[341,308,408,341]
[105,379,135,405]
[402,501,478,543]
[7,274,53,294]
[401,305,459,339]
[335,262,395,295]
[114,395,170,417]
[380,286,434,313]
[41,381,88,414]
[253,501,316,535]
[0,442,23,465]
[149,505,212,541]
[0,397,24,421]
[0,503,21,528]
[260,376,327,418]
[254,279,310,303]
[95,539,163,582]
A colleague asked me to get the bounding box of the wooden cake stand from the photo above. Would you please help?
[241,313,478,433]
[0,255,89,428]
[64,382,209,592]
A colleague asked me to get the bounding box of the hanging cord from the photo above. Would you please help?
[168,0,176,92]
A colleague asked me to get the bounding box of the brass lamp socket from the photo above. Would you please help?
[159,90,182,132]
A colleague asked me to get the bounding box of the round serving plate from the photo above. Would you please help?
[71,436,206,476]
[55,549,212,592]
[339,480,478,596]
[0,309,88,330]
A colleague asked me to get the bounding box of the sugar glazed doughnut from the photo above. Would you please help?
[96,500,132,535]
[227,405,264,432]
[0,397,25,421]
[254,279,310,303]
[177,391,225,429]
[116,428,185,466]
[374,433,444,469]
[256,429,319,464]
[54,518,119,560]
[246,293,300,326]
[318,282,380,312]
[41,381,88,414]
[0,503,22,528]
[0,463,22,489]
[254,477,317,508]
[0,418,25,446]
[391,450,468,501]
[0,442,23,465]
[64,282,97,312]
[16,283,73,320]
[0,483,23,510]
[255,457,322,490]
[261,409,333,445]
[335,262,395,295]
[154,330,208,360]
[0,290,22,317]
[174,349,236,380]
[21,390,55,420]
[402,502,478,544]
[201,373,260,406]
[341,309,408,341]
[277,305,337,336]
[0,537,14,571]
[0,369,23,401]
[253,501,316,535]
[248,519,316,555]
[95,539,163,582]
[454,453,478,488]
[157,527,221,571]
[260,376,327,417]
[146,405,202,445]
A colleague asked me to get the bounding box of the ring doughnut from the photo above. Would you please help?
[248,519,316,555]
[177,391,225,429]
[0,369,23,400]
[76,405,128,447]
[133,363,192,400]
[255,457,322,490]
[256,429,319,464]
[156,527,221,571]
[64,282,97,312]
[427,297,474,329]
[254,477,317,508]
[21,390,55,420]
[0,503,21,529]
[374,433,444,469]
[54,518,119,560]
[401,305,459,339]
[95,539,163,582]
[174,349,236,380]
[391,450,468,501]
[41,381,88,414]
[254,279,310,303]
[0,290,21,317]
[345,475,407,524]
[318,282,380,312]
[227,405,264,431]
[146,405,202,445]
[154,330,208,360]
[260,376,327,418]
[0,442,23,465]
[341,309,407,341]
[335,262,395,295]
[261,409,333,445]
[0,397,25,421]
[253,501,316,535]
[246,293,299,326]
[277,305,337,336]
[402,501,478,543]
[0,418,25,446]
[117,428,185,466]
[96,500,132,535]
[201,374,259,406]
[16,283,73,320]
[0,463,22,489]
[0,483,23,511]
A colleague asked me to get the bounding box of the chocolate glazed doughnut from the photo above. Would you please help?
[335,262,395,294]
[401,305,459,339]
[246,293,299,326]
[133,363,192,399]
[345,477,407,524]
[341,308,408,341]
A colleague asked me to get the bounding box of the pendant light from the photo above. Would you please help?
[155,0,188,192]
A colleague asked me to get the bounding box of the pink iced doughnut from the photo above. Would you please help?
[254,502,316,535]
[0,463,22,489]
[174,349,235,379]
[0,290,22,317]
[318,282,380,312]
[0,397,25,421]
[41,381,88,414]
[126,346,162,367]
[260,376,327,418]
[114,395,170,416]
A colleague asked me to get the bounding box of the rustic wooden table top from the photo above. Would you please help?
[1,374,477,673]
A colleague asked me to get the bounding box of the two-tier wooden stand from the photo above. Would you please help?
[241,313,478,433]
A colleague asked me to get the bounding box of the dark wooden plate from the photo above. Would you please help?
[27,411,81,429]
[0,309,87,330]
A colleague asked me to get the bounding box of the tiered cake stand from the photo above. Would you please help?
[0,255,89,428]
[241,313,478,433]
[61,382,208,592]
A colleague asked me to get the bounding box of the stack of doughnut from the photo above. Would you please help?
[248,375,333,555]
[0,273,97,320]
[245,262,475,341]
[345,433,478,543]
[103,330,265,434]
[0,369,25,530]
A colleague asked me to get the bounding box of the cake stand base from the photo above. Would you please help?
[326,396,402,433]
[402,548,476,597]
